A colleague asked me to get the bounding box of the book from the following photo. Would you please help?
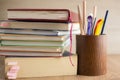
[5,53,77,78]
[0,28,80,36]
[7,9,70,22]
[0,51,64,57]
[0,46,64,53]
[0,34,69,41]
[0,20,80,31]
[1,39,70,47]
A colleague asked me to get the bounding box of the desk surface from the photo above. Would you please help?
[14,55,120,80]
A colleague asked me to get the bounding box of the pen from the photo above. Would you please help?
[87,15,93,35]
[101,10,109,34]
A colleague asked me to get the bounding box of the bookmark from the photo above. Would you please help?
[0,56,5,80]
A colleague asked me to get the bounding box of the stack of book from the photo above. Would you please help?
[0,9,79,78]
[0,9,80,57]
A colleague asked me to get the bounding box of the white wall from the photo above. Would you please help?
[0,0,119,54]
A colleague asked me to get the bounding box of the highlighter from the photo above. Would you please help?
[94,19,104,35]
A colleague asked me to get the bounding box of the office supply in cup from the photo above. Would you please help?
[78,5,85,35]
[77,0,109,76]
[83,0,87,34]
[77,0,86,35]
[101,10,109,34]
[94,19,104,35]
[77,5,85,35]
[92,6,97,34]
[87,14,93,35]
[93,6,97,22]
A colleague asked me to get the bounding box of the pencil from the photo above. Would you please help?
[77,5,85,35]
[83,0,86,34]
[93,6,97,19]
[92,6,97,34]
[101,10,109,34]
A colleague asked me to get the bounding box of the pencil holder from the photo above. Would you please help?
[76,35,107,76]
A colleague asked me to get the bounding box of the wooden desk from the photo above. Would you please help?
[13,55,120,80]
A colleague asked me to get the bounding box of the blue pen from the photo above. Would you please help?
[87,15,93,35]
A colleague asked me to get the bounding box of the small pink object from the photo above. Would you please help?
[7,62,20,79]
[0,22,9,27]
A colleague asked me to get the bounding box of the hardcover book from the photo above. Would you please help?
[0,46,64,53]
[0,28,80,36]
[0,51,64,57]
[7,9,70,22]
[1,38,70,47]
[0,20,80,31]
[5,53,77,78]
[0,34,69,41]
